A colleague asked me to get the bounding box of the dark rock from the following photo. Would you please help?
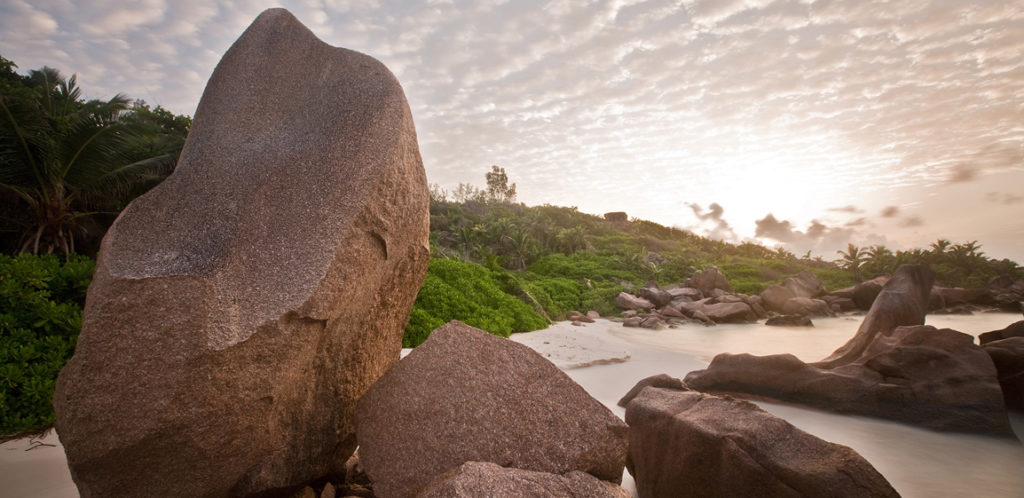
[638,287,672,308]
[659,306,686,318]
[53,9,430,497]
[684,267,732,296]
[780,297,831,317]
[765,315,813,327]
[616,292,654,311]
[640,316,666,329]
[625,388,899,498]
[567,311,595,323]
[622,317,643,328]
[852,275,890,310]
[604,211,628,222]
[703,302,755,324]
[692,310,713,325]
[982,337,1024,410]
[684,265,1014,434]
[823,295,858,312]
[979,321,1024,345]
[416,462,630,498]
[355,321,628,498]
[618,374,688,407]
[666,287,702,301]
[989,275,1015,290]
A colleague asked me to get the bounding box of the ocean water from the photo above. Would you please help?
[557,313,1024,498]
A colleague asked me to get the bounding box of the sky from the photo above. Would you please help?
[3,0,1023,261]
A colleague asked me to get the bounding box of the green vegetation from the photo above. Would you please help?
[1,254,92,435]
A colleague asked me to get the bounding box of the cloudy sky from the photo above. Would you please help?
[3,0,1023,261]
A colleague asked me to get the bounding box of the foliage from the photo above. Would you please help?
[485,165,517,202]
[0,253,93,435]
[402,258,548,347]
[0,55,190,256]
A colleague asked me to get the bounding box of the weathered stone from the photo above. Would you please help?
[604,211,628,222]
[685,265,1014,434]
[618,374,688,407]
[53,9,429,498]
[781,270,826,298]
[760,285,796,313]
[625,388,899,498]
[702,302,755,324]
[638,287,672,308]
[684,267,732,296]
[765,315,813,327]
[979,320,1024,345]
[567,310,595,323]
[640,316,667,329]
[666,287,703,301]
[586,310,601,320]
[319,482,336,498]
[823,295,858,312]
[852,275,890,309]
[355,321,628,498]
[416,462,630,498]
[622,317,643,327]
[616,292,654,311]
[781,297,831,317]
[692,310,713,325]
[983,337,1024,410]
[659,306,686,318]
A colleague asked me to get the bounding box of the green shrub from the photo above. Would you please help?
[580,282,626,317]
[519,276,584,320]
[528,252,637,282]
[402,258,548,347]
[1,254,93,435]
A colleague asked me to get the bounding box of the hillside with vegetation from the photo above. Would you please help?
[1,56,1021,436]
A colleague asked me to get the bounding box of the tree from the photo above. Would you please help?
[485,165,516,202]
[836,243,864,281]
[862,244,894,278]
[0,57,189,255]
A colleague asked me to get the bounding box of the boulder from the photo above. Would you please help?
[979,321,1024,345]
[567,311,595,323]
[703,302,755,324]
[765,315,813,327]
[618,374,688,407]
[625,388,899,498]
[586,310,601,320]
[659,306,686,319]
[932,286,971,307]
[692,310,714,325]
[982,337,1024,410]
[604,211,628,222]
[666,287,703,301]
[780,297,831,317]
[852,275,890,309]
[781,270,826,298]
[638,287,672,308]
[417,462,630,498]
[823,295,858,312]
[616,292,654,311]
[355,321,628,498]
[622,317,643,327]
[760,285,795,313]
[684,267,732,296]
[640,316,666,329]
[684,265,1014,434]
[52,9,430,497]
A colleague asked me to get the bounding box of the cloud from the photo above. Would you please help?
[687,202,738,241]
[880,206,900,218]
[755,213,869,256]
[828,205,863,214]
[845,217,869,227]
[948,163,977,183]
[901,216,925,227]
[985,192,1024,205]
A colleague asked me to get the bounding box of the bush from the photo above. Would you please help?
[1,254,93,435]
[402,258,548,347]
[519,276,584,320]
[528,252,637,282]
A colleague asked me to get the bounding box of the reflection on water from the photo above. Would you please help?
[592,313,1024,498]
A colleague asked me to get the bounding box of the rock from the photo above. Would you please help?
[684,267,733,296]
[781,270,826,298]
[852,275,890,309]
[617,374,688,407]
[692,310,713,325]
[640,316,666,329]
[659,306,686,319]
[616,292,654,311]
[932,286,971,307]
[604,211,628,222]
[622,309,638,318]
[319,482,336,498]
[684,265,1014,434]
[713,294,746,304]
[780,297,831,317]
[989,275,1015,289]
[765,315,813,327]
[702,302,755,324]
[625,388,899,498]
[291,487,317,498]
[622,317,643,328]
[760,285,795,313]
[586,310,601,320]
[416,462,630,498]
[823,295,858,312]
[979,321,1024,345]
[567,311,595,323]
[982,337,1024,410]
[52,9,430,497]
[666,287,702,301]
[638,287,672,308]
[355,321,628,498]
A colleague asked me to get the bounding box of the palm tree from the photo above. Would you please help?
[836,243,864,281]
[0,66,179,255]
[929,238,951,255]
[862,244,894,278]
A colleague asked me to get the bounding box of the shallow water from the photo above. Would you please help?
[545,313,1024,498]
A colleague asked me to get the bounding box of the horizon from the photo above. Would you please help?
[3,1,1022,261]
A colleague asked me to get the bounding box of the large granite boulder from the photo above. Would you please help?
[417,462,630,498]
[852,275,890,309]
[983,337,1024,410]
[638,287,672,308]
[979,321,1024,345]
[703,302,756,324]
[684,265,1013,434]
[781,270,826,298]
[780,297,831,317]
[52,9,430,497]
[760,285,796,313]
[355,321,628,498]
[684,267,732,296]
[616,292,654,311]
[624,387,899,498]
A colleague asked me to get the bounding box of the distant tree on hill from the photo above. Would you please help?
[836,243,864,281]
[485,165,517,202]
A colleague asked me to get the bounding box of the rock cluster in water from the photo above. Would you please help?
[53,9,430,497]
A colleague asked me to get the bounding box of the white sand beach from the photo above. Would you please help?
[4,316,1024,497]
